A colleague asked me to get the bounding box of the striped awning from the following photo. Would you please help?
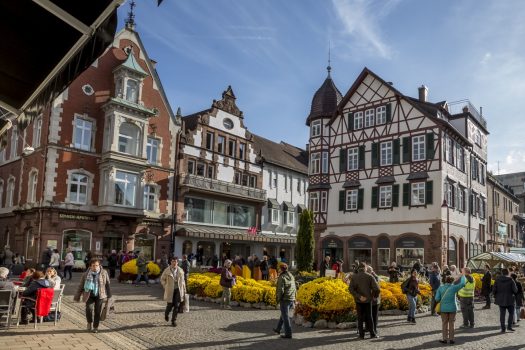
[175,224,296,244]
[468,252,525,269]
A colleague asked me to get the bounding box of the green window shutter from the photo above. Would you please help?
[340,148,347,172]
[392,184,400,207]
[426,181,433,205]
[358,188,364,209]
[339,190,345,211]
[393,139,401,165]
[358,145,365,169]
[371,187,378,208]
[386,103,392,123]
[403,183,410,206]
[348,112,354,131]
[402,137,411,163]
[371,143,379,167]
[426,133,434,160]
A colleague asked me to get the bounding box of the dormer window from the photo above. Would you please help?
[125,79,139,103]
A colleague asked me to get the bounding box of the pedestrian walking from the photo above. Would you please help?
[64,248,74,280]
[134,252,150,286]
[49,249,60,269]
[349,262,380,339]
[388,261,401,283]
[260,256,269,281]
[180,255,190,285]
[84,251,92,271]
[41,246,52,271]
[319,255,330,277]
[403,269,420,324]
[366,265,381,337]
[220,259,235,309]
[273,263,296,339]
[511,273,523,326]
[458,267,476,328]
[107,250,118,279]
[160,257,186,327]
[493,268,518,333]
[435,274,466,344]
[429,264,441,316]
[74,258,111,333]
[481,264,492,309]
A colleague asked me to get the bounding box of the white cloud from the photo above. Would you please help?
[488,149,525,175]
[480,52,492,65]
[331,0,397,59]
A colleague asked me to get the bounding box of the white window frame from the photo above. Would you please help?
[205,132,214,150]
[146,137,160,165]
[320,191,327,212]
[33,116,42,148]
[114,171,138,207]
[73,115,94,151]
[10,126,18,159]
[310,192,319,212]
[217,135,225,154]
[321,151,329,174]
[379,185,392,208]
[364,109,375,128]
[346,189,358,211]
[311,120,321,137]
[411,182,425,206]
[412,135,426,161]
[447,137,454,164]
[143,184,158,212]
[376,105,387,124]
[6,177,15,207]
[125,78,139,103]
[354,111,363,130]
[444,182,454,208]
[271,208,280,224]
[285,211,295,226]
[310,153,321,174]
[380,141,393,166]
[118,122,141,156]
[68,173,89,204]
[347,147,359,171]
[27,170,38,204]
[458,187,465,212]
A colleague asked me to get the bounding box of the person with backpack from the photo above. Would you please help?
[403,269,420,323]
[435,274,466,344]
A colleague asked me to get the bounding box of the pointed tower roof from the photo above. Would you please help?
[306,67,342,126]
[115,49,149,77]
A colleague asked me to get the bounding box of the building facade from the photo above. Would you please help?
[495,172,525,213]
[487,173,522,251]
[0,23,180,265]
[253,135,309,262]
[307,67,488,272]
[174,87,296,264]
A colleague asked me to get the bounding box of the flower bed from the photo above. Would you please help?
[118,259,161,282]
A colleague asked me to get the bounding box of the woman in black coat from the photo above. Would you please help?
[511,273,524,325]
[493,268,518,333]
[481,265,492,309]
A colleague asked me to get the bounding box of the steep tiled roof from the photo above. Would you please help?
[306,73,342,126]
[252,134,308,175]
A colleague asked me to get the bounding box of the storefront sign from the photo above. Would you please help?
[59,213,96,221]
[143,220,163,227]
[396,237,424,248]
[497,222,508,236]
[348,237,372,249]
[47,240,57,249]
[323,238,342,249]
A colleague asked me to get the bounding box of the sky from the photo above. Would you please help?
[119,0,525,175]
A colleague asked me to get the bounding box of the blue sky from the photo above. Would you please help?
[119,0,525,174]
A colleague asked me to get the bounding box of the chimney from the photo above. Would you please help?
[418,85,428,102]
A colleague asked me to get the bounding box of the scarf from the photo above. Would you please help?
[84,267,101,297]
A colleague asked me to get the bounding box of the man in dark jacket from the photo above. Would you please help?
[319,255,330,277]
[493,268,518,333]
[41,247,52,271]
[349,262,380,339]
[273,263,296,339]
[429,265,441,316]
[180,255,190,285]
[481,265,492,309]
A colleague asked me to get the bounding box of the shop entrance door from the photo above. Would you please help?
[103,235,123,257]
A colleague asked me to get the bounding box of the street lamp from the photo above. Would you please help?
[441,199,450,265]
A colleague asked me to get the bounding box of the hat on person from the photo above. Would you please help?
[280,263,288,272]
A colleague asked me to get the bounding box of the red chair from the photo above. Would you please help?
[17,288,54,329]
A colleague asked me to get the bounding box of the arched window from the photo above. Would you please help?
[0,180,4,208]
[27,170,38,203]
[6,178,15,207]
[33,116,42,147]
[125,79,138,103]
[448,238,457,266]
[118,122,141,156]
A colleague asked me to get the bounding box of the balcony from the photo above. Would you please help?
[448,99,488,129]
[179,174,266,202]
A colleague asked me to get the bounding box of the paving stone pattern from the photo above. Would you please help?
[1,274,525,350]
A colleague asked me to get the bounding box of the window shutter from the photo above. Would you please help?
[340,148,347,173]
[403,183,409,206]
[339,190,345,211]
[358,188,364,209]
[386,103,392,123]
[393,184,400,207]
[426,181,433,205]
[402,137,411,163]
[371,187,378,208]
[358,145,365,169]
[393,139,400,165]
[371,143,379,167]
[348,112,354,131]
[426,133,434,160]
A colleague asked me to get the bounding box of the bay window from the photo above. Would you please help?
[310,192,319,212]
[310,153,321,174]
[118,122,141,156]
[115,171,138,207]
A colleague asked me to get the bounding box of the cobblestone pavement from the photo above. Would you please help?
[2,274,525,350]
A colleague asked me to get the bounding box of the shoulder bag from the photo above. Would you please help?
[435,285,452,315]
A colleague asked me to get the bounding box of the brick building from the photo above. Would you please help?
[0,22,180,266]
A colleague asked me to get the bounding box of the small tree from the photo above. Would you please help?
[296,209,315,272]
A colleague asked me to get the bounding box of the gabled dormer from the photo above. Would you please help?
[113,48,148,104]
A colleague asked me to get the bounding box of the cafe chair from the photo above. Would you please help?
[17,288,54,329]
[48,284,65,326]
[0,289,15,330]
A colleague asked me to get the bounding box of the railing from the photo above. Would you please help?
[448,99,488,128]
[180,174,266,201]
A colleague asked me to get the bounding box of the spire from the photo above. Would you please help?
[176,107,182,118]
[327,41,332,78]
[125,0,136,31]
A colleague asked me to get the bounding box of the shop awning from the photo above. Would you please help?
[175,224,296,244]
[0,0,123,136]
[282,201,295,212]
[467,252,525,270]
[267,198,280,209]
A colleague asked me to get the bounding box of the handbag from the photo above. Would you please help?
[435,285,453,315]
[520,307,525,320]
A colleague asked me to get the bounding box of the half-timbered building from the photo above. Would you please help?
[308,67,488,272]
